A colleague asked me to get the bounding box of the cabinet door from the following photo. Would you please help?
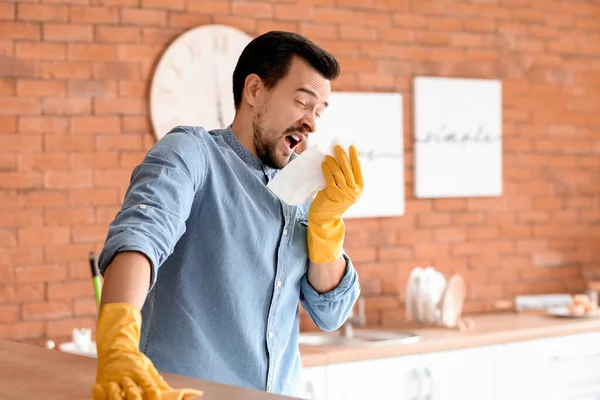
[325,355,422,400]
[420,345,504,400]
[298,366,327,400]
[504,331,600,400]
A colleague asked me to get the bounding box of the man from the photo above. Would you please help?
[93,30,363,399]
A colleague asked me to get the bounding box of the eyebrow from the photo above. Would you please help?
[296,87,329,108]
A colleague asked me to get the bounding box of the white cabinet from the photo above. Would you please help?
[324,354,422,400]
[419,345,504,400]
[298,366,327,400]
[318,346,502,400]
[299,332,600,400]
[504,332,600,400]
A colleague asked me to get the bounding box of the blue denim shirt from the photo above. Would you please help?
[98,125,360,397]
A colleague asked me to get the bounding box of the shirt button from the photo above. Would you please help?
[283,229,288,236]
[276,280,282,287]
[267,384,272,392]
[268,332,273,339]
[139,204,147,209]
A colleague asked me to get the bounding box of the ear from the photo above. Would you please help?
[243,73,263,108]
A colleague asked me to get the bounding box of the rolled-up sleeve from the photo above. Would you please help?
[98,126,206,289]
[299,253,361,332]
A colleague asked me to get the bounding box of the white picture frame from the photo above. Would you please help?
[413,77,503,198]
[306,91,404,219]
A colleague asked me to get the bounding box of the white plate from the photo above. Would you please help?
[405,267,422,322]
[546,306,600,319]
[429,271,446,324]
[440,274,466,328]
[419,267,436,324]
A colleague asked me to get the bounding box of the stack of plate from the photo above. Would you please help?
[405,266,466,328]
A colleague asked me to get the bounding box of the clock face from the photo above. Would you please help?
[149,24,253,140]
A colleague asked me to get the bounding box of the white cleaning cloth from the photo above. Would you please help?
[267,136,354,206]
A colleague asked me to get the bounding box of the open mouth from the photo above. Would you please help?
[284,133,304,151]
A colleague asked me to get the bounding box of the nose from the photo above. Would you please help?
[300,112,317,134]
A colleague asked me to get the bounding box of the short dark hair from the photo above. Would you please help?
[232,31,340,109]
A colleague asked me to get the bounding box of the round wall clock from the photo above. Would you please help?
[149,24,253,141]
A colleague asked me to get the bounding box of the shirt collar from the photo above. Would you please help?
[221,125,265,170]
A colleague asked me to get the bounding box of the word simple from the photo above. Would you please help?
[416,124,501,147]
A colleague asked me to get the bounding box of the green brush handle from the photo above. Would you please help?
[89,251,102,310]
[92,275,102,309]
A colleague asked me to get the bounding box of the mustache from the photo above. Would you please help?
[284,126,304,135]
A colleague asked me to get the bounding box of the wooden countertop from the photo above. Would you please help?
[0,340,295,400]
[4,312,600,397]
[299,312,600,367]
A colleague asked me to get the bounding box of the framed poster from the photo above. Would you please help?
[306,91,404,218]
[413,77,503,198]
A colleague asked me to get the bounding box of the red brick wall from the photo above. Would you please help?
[1,0,600,343]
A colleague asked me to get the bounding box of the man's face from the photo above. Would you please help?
[252,57,331,169]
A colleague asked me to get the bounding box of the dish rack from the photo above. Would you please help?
[405,266,473,331]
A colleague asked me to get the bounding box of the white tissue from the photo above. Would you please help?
[267,135,354,206]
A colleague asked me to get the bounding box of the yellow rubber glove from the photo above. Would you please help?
[307,145,364,263]
[93,302,203,400]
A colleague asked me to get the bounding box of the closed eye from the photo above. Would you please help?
[297,99,322,119]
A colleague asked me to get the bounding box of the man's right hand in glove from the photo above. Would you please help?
[93,252,203,400]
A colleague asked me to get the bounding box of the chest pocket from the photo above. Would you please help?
[295,203,310,228]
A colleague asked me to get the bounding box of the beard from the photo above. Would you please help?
[252,107,295,170]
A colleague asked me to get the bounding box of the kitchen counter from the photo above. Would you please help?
[299,312,600,366]
[4,313,599,398]
[0,339,295,400]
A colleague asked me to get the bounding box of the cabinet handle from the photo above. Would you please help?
[423,367,433,400]
[409,368,420,400]
[305,381,315,400]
